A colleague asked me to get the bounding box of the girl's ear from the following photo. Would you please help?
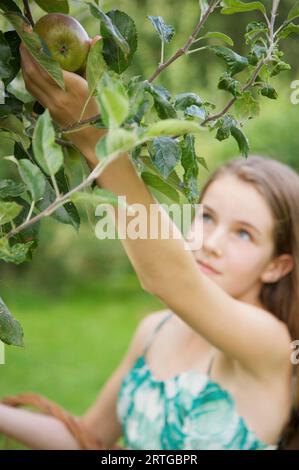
[261,254,294,283]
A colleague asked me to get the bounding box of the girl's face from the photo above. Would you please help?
[187,174,276,306]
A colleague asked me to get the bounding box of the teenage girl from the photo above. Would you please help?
[0,38,298,450]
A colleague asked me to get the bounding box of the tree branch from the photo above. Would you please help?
[59,114,102,134]
[58,2,221,135]
[22,0,34,27]
[202,59,266,125]
[5,151,122,240]
[5,0,282,241]
[202,0,280,126]
[148,0,221,83]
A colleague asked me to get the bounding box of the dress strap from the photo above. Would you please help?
[143,311,173,358]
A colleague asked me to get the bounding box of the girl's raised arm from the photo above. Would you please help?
[19,43,291,379]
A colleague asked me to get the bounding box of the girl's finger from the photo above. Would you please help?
[19,41,61,90]
[21,62,51,107]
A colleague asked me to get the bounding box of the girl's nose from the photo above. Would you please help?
[204,227,225,257]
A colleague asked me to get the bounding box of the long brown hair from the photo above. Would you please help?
[198,155,299,449]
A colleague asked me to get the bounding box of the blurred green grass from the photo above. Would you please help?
[0,273,163,449]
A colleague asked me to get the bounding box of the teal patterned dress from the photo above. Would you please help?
[116,312,282,450]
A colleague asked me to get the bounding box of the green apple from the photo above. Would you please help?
[33,13,90,72]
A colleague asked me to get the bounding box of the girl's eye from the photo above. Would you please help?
[237,229,252,241]
[202,213,252,241]
[202,213,213,223]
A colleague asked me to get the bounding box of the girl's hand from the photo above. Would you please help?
[19,36,103,151]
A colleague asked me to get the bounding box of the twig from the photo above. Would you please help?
[58,1,220,135]
[202,59,266,125]
[22,0,34,27]
[269,0,280,43]
[59,113,102,134]
[25,200,35,223]
[55,138,74,147]
[5,151,123,240]
[148,0,221,83]
[8,0,281,239]
[202,0,280,126]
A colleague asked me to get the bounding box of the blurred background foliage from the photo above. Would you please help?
[0,0,298,448]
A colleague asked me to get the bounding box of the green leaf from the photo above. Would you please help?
[200,31,234,46]
[0,31,13,80]
[126,77,153,123]
[197,156,209,172]
[145,83,177,119]
[0,200,22,225]
[4,12,65,90]
[36,179,79,230]
[148,137,181,179]
[146,119,202,138]
[86,39,106,95]
[34,0,69,14]
[260,84,278,99]
[216,115,237,141]
[288,2,299,21]
[180,134,200,204]
[0,237,34,265]
[209,45,249,76]
[18,159,46,201]
[0,115,30,149]
[247,42,267,65]
[32,110,64,176]
[6,196,40,247]
[98,84,129,128]
[184,105,207,121]
[218,72,243,97]
[89,4,130,56]
[230,126,249,157]
[216,115,249,157]
[0,0,21,13]
[147,16,175,43]
[100,10,138,74]
[220,0,266,15]
[277,23,299,40]
[95,134,108,160]
[174,92,203,110]
[270,59,291,77]
[70,187,129,211]
[0,179,25,198]
[0,92,23,119]
[106,128,137,154]
[135,152,183,195]
[141,171,180,203]
[0,296,24,346]
[245,21,267,44]
[233,91,260,120]
[3,30,21,85]
[174,93,207,121]
[54,167,81,231]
